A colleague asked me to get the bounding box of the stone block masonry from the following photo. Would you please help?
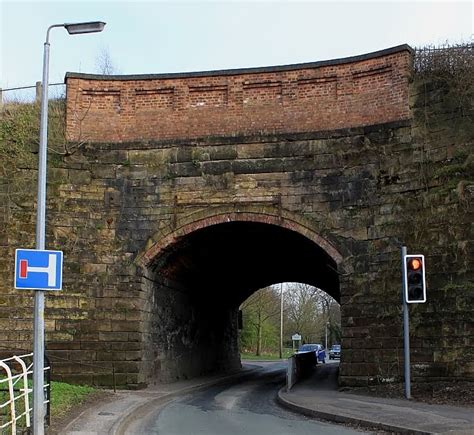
[0,44,472,388]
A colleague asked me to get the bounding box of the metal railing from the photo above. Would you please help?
[0,353,50,434]
[0,82,65,107]
[414,42,473,75]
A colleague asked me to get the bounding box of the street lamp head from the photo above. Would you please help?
[64,21,106,35]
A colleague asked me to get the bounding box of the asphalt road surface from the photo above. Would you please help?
[128,360,369,435]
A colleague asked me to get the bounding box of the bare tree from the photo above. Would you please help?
[240,283,341,355]
[95,47,119,75]
[285,283,320,342]
[241,286,280,356]
[284,283,340,345]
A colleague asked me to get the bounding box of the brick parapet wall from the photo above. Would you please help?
[65,45,413,143]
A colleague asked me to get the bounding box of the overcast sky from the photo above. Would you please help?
[1,0,472,97]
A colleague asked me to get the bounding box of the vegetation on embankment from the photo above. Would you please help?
[0,379,99,430]
[0,99,66,174]
[412,43,473,189]
[50,380,98,421]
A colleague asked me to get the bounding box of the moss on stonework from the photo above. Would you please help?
[439,282,474,293]
[433,153,474,180]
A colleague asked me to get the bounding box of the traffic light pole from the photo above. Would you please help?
[279,283,283,359]
[401,246,411,399]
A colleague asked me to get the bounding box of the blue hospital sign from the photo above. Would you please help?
[14,249,63,291]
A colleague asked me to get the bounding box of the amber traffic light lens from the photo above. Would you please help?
[410,258,422,270]
[405,254,426,303]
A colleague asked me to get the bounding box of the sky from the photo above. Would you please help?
[0,0,472,99]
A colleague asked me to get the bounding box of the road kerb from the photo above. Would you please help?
[276,387,432,435]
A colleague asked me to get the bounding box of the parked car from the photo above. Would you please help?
[329,344,341,360]
[297,343,325,363]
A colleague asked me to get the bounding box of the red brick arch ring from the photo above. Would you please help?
[137,206,345,272]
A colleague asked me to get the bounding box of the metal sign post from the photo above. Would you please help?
[31,28,53,435]
[291,333,301,353]
[401,246,411,399]
[24,22,105,434]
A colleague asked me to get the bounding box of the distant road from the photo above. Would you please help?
[128,360,368,435]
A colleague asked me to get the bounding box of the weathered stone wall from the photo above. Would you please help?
[401,72,473,382]
[142,272,241,383]
[0,45,472,388]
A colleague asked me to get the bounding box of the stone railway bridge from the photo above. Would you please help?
[1,45,472,388]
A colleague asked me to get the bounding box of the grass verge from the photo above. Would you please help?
[50,381,97,420]
[241,349,293,360]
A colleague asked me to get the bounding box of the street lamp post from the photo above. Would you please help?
[33,21,105,435]
[325,321,329,350]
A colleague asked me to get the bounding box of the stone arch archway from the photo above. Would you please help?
[137,206,348,383]
[138,205,345,269]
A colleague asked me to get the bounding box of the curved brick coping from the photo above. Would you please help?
[138,210,343,269]
[66,45,413,143]
[65,44,413,81]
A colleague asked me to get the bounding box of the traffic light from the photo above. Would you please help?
[404,254,426,303]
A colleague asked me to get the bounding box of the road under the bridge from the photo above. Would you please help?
[142,220,341,383]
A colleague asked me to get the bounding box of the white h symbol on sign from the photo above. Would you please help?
[20,254,57,287]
